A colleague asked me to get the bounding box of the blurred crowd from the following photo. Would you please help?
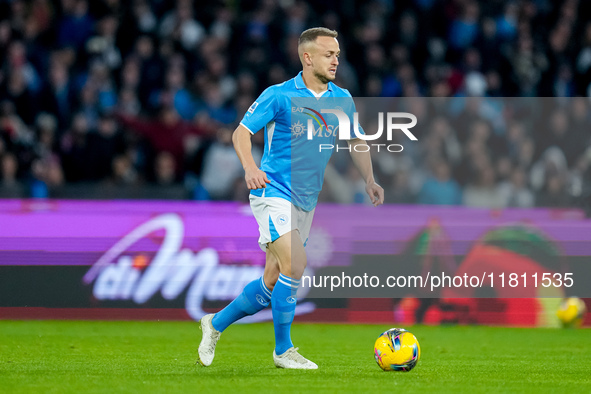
[0,0,590,210]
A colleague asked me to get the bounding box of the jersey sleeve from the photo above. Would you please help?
[239,86,278,134]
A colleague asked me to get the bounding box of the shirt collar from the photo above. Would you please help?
[294,71,334,92]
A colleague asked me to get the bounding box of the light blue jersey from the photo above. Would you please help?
[240,72,361,211]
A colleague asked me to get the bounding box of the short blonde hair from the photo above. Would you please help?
[298,27,338,46]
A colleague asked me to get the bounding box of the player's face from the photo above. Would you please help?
[310,36,340,84]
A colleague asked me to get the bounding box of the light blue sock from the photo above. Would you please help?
[211,276,271,332]
[272,273,300,355]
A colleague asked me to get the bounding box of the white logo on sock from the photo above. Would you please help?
[256,294,269,306]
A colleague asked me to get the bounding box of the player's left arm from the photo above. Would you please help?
[347,138,384,206]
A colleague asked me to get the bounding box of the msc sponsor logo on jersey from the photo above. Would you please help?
[292,106,339,139]
[291,122,338,139]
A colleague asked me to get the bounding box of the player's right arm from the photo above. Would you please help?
[232,124,270,189]
[234,86,279,190]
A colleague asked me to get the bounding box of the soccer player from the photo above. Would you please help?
[198,27,384,369]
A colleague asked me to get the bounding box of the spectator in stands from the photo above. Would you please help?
[38,61,76,130]
[530,146,569,193]
[116,105,212,175]
[85,14,122,72]
[59,112,92,182]
[199,127,257,200]
[0,68,37,125]
[149,59,195,120]
[33,112,59,167]
[110,154,138,186]
[153,151,178,185]
[463,167,504,208]
[132,35,164,107]
[496,156,513,184]
[538,108,584,166]
[427,117,462,166]
[448,1,480,52]
[77,84,100,130]
[116,88,141,117]
[537,173,571,208]
[323,162,372,205]
[29,154,64,198]
[385,170,415,204]
[194,82,236,125]
[498,167,535,208]
[0,152,24,197]
[57,0,94,51]
[84,114,124,181]
[0,100,32,148]
[418,160,462,205]
[159,0,205,51]
[3,40,41,96]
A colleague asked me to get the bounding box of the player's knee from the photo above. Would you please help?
[289,263,306,280]
[264,272,278,291]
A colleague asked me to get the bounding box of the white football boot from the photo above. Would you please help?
[273,347,318,370]
[197,314,221,366]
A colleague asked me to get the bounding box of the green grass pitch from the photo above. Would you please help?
[1,320,590,393]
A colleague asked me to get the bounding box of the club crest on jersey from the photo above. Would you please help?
[276,214,289,225]
[290,121,305,138]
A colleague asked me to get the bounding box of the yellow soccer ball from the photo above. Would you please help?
[557,297,587,328]
[374,328,420,372]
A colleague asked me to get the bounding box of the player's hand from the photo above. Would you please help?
[244,166,271,189]
[365,181,384,207]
